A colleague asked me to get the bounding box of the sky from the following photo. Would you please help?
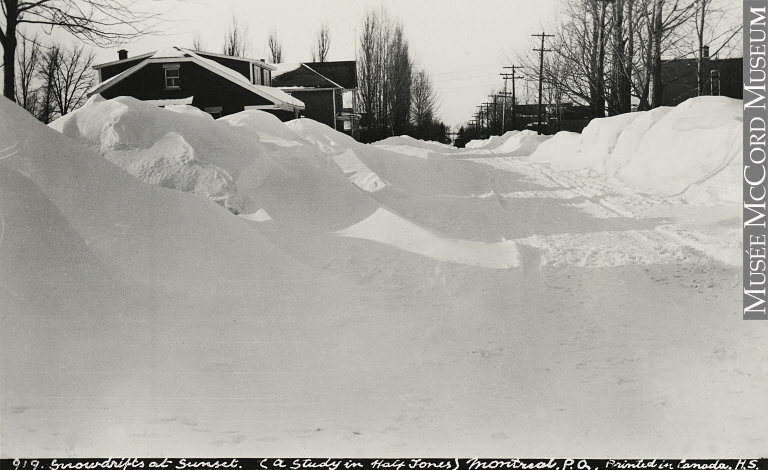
[79,0,561,129]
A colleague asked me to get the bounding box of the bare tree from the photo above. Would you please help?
[689,0,742,95]
[15,33,41,115]
[192,31,205,52]
[311,20,331,62]
[222,12,251,57]
[357,6,414,141]
[36,44,60,124]
[387,23,412,135]
[410,66,438,138]
[645,0,697,107]
[49,42,95,117]
[33,41,93,122]
[1,0,159,101]
[268,29,283,63]
[357,9,383,139]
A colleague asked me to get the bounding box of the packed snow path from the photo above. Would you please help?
[2,96,764,458]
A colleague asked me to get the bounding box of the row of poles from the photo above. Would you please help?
[469,32,553,138]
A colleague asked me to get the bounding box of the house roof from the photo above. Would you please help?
[92,52,155,70]
[88,47,303,112]
[272,61,357,90]
[194,50,276,71]
[271,64,341,89]
[303,61,357,89]
[94,49,276,71]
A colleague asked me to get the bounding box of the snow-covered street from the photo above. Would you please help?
[1,95,765,457]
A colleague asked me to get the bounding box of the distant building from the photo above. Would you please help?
[90,47,304,119]
[661,49,742,106]
[271,61,359,139]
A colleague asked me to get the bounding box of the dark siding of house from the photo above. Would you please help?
[99,62,273,116]
[289,90,336,129]
[100,57,149,81]
[661,57,743,106]
[195,53,251,80]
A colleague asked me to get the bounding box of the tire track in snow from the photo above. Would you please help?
[468,156,733,268]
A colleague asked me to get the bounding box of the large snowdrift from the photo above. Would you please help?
[50,95,380,231]
[463,130,549,156]
[373,135,457,158]
[530,97,743,203]
[2,97,314,288]
[49,96,521,267]
[4,94,764,457]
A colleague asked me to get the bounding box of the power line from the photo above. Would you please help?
[532,32,554,135]
[501,65,524,133]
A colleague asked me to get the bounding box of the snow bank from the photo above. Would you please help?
[615,97,742,201]
[164,104,215,120]
[335,208,519,268]
[493,130,550,155]
[465,131,517,150]
[529,97,743,203]
[463,130,549,156]
[49,96,383,230]
[531,113,639,171]
[288,118,489,197]
[374,135,456,153]
[1,96,314,290]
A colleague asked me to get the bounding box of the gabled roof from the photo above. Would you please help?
[303,61,357,89]
[271,63,342,89]
[92,51,155,70]
[272,61,357,90]
[88,47,303,111]
[93,50,276,71]
[194,50,276,71]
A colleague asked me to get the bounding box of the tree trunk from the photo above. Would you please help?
[589,3,601,118]
[650,0,664,108]
[1,3,19,102]
[697,1,707,96]
[623,0,634,113]
[595,0,608,118]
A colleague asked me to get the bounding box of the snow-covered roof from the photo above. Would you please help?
[272,63,302,78]
[195,50,276,71]
[92,51,154,70]
[88,47,304,111]
[152,48,188,59]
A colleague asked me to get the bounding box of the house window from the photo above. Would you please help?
[711,69,721,96]
[253,65,262,85]
[263,69,271,86]
[164,64,180,89]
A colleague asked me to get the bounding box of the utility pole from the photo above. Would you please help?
[532,32,554,135]
[501,65,524,133]
[477,105,483,139]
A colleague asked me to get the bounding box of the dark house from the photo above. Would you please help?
[90,47,304,119]
[661,49,742,106]
[271,61,359,139]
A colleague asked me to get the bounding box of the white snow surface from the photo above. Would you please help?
[463,130,550,156]
[530,96,743,203]
[4,95,764,457]
[336,208,519,268]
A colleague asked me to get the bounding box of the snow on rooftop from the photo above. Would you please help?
[151,47,189,58]
[272,62,302,77]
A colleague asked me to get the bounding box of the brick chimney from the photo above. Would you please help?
[118,49,128,60]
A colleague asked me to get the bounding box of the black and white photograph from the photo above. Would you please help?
[0,0,764,459]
